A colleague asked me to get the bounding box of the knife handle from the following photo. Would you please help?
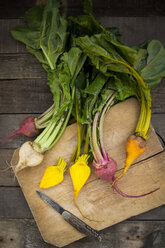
[62,210,102,242]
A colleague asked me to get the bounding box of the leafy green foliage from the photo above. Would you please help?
[23,5,44,29]
[75,34,131,74]
[11,0,68,70]
[48,47,86,112]
[141,40,165,88]
[39,0,68,69]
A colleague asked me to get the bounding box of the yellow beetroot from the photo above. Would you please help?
[40,157,67,188]
[114,135,146,183]
[70,154,90,202]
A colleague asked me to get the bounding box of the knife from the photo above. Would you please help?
[36,191,102,242]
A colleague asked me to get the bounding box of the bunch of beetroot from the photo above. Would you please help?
[3,0,164,199]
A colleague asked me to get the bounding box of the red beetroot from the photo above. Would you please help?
[0,116,40,142]
[94,158,117,184]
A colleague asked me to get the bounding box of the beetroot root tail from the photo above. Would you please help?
[0,129,22,142]
[112,183,160,198]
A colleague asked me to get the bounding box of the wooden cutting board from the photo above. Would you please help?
[11,98,165,247]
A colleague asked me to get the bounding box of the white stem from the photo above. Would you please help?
[99,91,116,159]
[92,112,104,163]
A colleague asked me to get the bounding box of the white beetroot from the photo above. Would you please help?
[11,141,44,173]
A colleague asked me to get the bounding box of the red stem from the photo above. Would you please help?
[0,129,22,142]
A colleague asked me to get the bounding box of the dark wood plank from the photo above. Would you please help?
[1,18,165,54]
[0,19,26,54]
[0,219,165,248]
[0,188,32,218]
[151,81,165,114]
[92,0,165,17]
[0,219,54,248]
[1,0,165,19]
[0,0,35,19]
[151,114,165,140]
[0,79,52,114]
[0,149,18,186]
[0,54,46,79]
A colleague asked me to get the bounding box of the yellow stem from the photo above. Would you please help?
[76,101,81,160]
[102,54,151,139]
[141,101,151,139]
[84,128,89,154]
[135,91,146,135]
[87,49,151,136]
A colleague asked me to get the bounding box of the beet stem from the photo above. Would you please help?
[92,112,104,162]
[99,91,116,160]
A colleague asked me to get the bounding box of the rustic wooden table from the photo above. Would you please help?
[0,0,165,247]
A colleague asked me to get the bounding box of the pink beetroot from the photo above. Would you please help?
[0,104,55,142]
[94,158,117,184]
[17,116,40,137]
[0,116,40,142]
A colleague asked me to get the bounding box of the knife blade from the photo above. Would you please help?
[36,191,102,242]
